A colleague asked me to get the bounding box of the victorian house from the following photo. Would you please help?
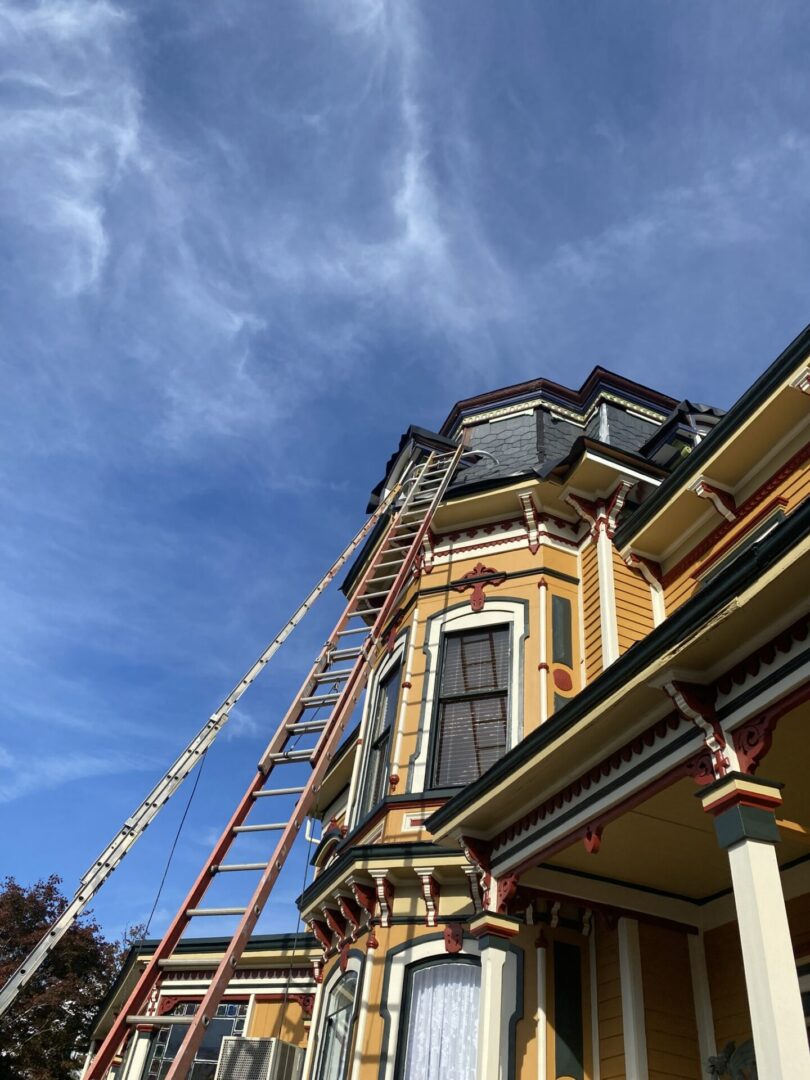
[90,324,810,1080]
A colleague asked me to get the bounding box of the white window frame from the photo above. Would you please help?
[407,598,529,793]
[310,952,363,1080]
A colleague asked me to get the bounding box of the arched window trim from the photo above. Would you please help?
[312,957,363,1080]
[407,598,529,794]
[377,934,482,1080]
[393,955,482,1079]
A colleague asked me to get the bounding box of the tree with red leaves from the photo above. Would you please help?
[0,876,141,1080]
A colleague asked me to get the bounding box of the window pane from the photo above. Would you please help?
[316,972,358,1080]
[400,961,479,1079]
[359,666,400,818]
[551,595,573,667]
[434,696,507,787]
[440,629,509,696]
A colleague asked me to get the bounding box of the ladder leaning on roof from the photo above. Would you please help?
[0,472,412,1023]
[84,441,463,1080]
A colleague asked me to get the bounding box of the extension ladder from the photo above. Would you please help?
[0,478,407,1022]
[85,443,462,1080]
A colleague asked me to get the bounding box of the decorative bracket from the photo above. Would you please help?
[565,480,634,539]
[663,679,729,778]
[621,550,662,588]
[369,871,394,928]
[690,477,737,522]
[518,492,541,554]
[336,893,363,939]
[414,867,440,927]
[789,368,810,394]
[452,562,507,612]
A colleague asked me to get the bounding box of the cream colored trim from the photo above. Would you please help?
[390,603,420,788]
[458,391,667,431]
[538,578,549,724]
[688,932,717,1066]
[596,528,620,666]
[589,932,601,1080]
[536,941,548,1080]
[617,918,648,1080]
[349,948,377,1080]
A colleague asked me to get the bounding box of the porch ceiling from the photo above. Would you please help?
[538,701,810,903]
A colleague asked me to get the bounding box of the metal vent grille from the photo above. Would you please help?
[215,1037,304,1080]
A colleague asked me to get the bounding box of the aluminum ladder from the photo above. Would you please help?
[85,443,463,1079]
[0,477,408,1022]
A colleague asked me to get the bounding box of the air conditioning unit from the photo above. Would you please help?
[214,1036,305,1080]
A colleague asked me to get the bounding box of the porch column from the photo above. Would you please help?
[617,918,648,1080]
[470,913,522,1080]
[118,1028,153,1080]
[700,773,810,1078]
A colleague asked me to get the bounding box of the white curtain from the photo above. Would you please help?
[400,961,480,1080]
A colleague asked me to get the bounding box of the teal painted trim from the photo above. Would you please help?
[614,322,810,549]
[427,500,810,836]
[714,805,781,849]
[298,842,460,911]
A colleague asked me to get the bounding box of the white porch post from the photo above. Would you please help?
[470,912,522,1080]
[701,773,810,1078]
[617,917,648,1080]
[117,1029,152,1080]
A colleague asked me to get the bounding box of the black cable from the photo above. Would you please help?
[134,748,209,949]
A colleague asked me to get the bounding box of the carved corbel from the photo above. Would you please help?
[421,530,436,573]
[663,679,729,778]
[369,871,394,928]
[336,894,363,939]
[463,865,483,913]
[414,867,440,927]
[347,876,377,922]
[789,368,810,394]
[495,873,520,915]
[518,492,541,554]
[690,477,737,522]
[460,835,492,910]
[621,550,662,588]
[322,905,347,942]
[310,919,332,953]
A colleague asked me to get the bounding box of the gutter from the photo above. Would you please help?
[613,322,810,550]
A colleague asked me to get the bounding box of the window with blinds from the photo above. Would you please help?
[357,663,400,820]
[431,626,510,788]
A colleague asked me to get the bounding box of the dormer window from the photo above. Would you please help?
[430,626,510,787]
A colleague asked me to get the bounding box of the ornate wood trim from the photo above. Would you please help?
[452,562,507,612]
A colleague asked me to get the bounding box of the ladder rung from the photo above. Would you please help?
[233,823,286,833]
[300,693,340,707]
[212,862,268,873]
[128,1014,193,1027]
[355,589,390,600]
[187,907,247,917]
[330,647,363,661]
[313,670,351,683]
[265,749,314,763]
[287,720,328,733]
[254,786,305,797]
[335,627,368,636]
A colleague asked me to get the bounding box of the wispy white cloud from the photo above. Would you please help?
[0,743,152,804]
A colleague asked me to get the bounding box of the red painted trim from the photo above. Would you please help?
[733,679,810,773]
[717,613,809,696]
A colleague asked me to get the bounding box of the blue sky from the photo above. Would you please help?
[1,0,809,945]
